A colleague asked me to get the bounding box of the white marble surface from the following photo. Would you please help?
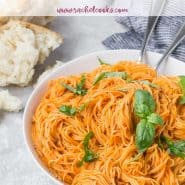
[0,17,126,185]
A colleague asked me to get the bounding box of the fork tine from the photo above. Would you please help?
[154,21,185,70]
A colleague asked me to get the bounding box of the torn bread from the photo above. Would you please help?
[0,90,23,112]
[34,61,64,88]
[0,16,55,26]
[0,20,63,86]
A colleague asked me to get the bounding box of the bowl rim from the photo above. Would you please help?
[23,49,185,185]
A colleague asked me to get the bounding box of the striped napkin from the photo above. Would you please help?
[103,16,185,62]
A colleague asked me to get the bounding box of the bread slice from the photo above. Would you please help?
[0,20,63,86]
[0,16,55,26]
[0,90,23,112]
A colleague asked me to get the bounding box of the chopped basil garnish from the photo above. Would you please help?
[178,76,185,105]
[179,76,185,94]
[98,57,110,65]
[139,80,159,88]
[62,74,87,96]
[126,79,158,88]
[93,72,127,85]
[59,105,77,116]
[78,132,98,166]
[59,103,87,116]
[160,136,185,159]
[179,96,185,105]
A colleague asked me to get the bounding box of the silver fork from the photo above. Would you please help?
[154,22,185,70]
[138,0,167,64]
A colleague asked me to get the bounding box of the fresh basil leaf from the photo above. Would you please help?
[62,83,76,94]
[134,90,156,118]
[134,104,151,119]
[179,96,185,105]
[136,119,155,153]
[62,75,87,96]
[160,136,173,146]
[139,80,159,88]
[83,150,98,162]
[162,136,185,159]
[147,113,163,125]
[93,72,127,85]
[76,75,87,95]
[59,103,87,116]
[126,78,135,83]
[104,72,127,79]
[98,57,110,65]
[77,75,86,89]
[78,131,98,166]
[93,72,106,85]
[169,141,185,159]
[179,76,185,94]
[126,79,158,88]
[59,105,77,116]
[178,76,185,105]
[83,131,94,149]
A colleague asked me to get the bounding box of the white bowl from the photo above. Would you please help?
[23,49,185,185]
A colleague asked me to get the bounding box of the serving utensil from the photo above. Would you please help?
[154,22,185,70]
[139,0,185,71]
[138,0,167,63]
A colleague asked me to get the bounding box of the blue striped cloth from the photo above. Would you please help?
[103,17,185,62]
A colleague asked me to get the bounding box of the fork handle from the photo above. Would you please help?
[154,22,185,70]
[138,0,167,63]
[138,16,160,63]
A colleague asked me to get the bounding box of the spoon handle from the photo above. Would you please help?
[138,0,167,63]
[154,22,185,70]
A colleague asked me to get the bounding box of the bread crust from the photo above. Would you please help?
[0,16,55,26]
[0,20,63,43]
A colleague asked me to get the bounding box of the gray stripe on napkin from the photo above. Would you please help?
[103,16,185,62]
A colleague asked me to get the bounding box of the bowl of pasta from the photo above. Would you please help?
[23,49,185,185]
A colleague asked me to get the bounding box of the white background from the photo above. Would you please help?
[0,0,185,16]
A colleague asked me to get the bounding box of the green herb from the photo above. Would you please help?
[126,78,135,83]
[59,103,87,116]
[98,57,110,65]
[59,105,77,116]
[134,90,163,153]
[134,90,156,118]
[62,83,76,93]
[178,76,185,105]
[62,75,87,96]
[136,119,155,153]
[93,72,127,85]
[179,76,185,94]
[139,80,159,88]
[179,96,185,105]
[147,113,164,125]
[126,79,158,88]
[78,132,98,166]
[161,136,185,159]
